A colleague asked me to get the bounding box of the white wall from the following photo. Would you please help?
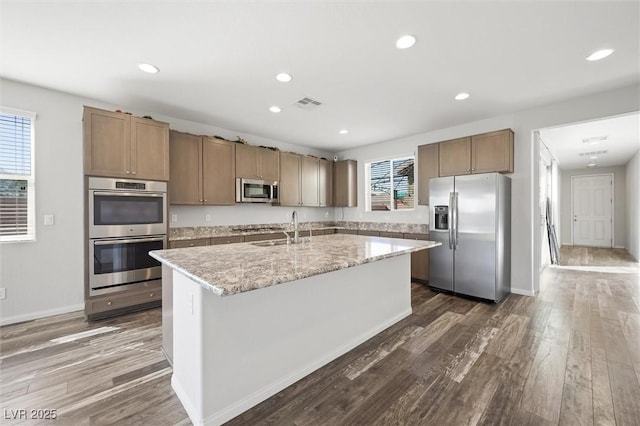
[626,149,640,260]
[559,166,627,248]
[337,83,640,296]
[0,78,333,325]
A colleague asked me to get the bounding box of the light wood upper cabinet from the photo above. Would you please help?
[417,143,439,205]
[333,160,357,207]
[438,129,514,176]
[438,137,471,177]
[318,159,333,207]
[235,144,280,182]
[279,152,301,206]
[83,106,169,180]
[169,131,202,204]
[471,129,514,174]
[301,156,319,207]
[279,153,321,207]
[202,137,236,205]
[169,131,235,205]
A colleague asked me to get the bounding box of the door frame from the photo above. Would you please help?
[570,173,614,247]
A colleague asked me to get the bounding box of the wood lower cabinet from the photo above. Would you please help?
[319,159,333,207]
[211,235,245,245]
[471,129,514,174]
[404,233,430,282]
[235,144,280,182]
[83,106,169,180]
[417,143,439,205]
[438,129,514,177]
[85,280,162,320]
[169,238,210,249]
[169,131,235,205]
[333,160,357,207]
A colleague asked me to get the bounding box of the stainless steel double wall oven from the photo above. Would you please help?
[87,177,167,295]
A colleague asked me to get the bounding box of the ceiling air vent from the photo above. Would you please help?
[295,97,323,110]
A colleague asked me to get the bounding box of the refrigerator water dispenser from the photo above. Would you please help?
[434,205,448,230]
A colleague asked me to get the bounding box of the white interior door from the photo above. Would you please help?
[572,174,613,247]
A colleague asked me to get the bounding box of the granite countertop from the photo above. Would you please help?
[169,221,428,241]
[150,234,440,297]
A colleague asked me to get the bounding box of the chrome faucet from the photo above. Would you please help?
[291,210,299,243]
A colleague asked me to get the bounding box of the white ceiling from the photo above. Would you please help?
[1,1,639,152]
[540,112,640,170]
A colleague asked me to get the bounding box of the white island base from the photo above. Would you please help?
[171,254,412,425]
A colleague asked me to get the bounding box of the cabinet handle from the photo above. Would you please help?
[150,293,155,297]
[126,171,131,174]
[132,171,136,175]
[204,199,207,202]
[189,243,194,247]
[471,168,475,171]
[107,301,112,306]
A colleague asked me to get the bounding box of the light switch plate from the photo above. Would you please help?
[0,288,6,300]
[205,214,211,222]
[171,214,178,223]
[44,214,55,225]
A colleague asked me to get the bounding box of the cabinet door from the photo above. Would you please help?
[301,157,319,206]
[169,131,202,204]
[411,250,430,281]
[319,160,333,207]
[169,238,209,249]
[439,137,471,177]
[235,144,258,178]
[471,129,514,174]
[83,107,130,177]
[279,152,301,206]
[417,143,439,205]
[130,117,170,181]
[333,160,357,207]
[203,138,236,205]
[258,148,280,182]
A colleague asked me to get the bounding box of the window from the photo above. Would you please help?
[0,108,36,242]
[366,156,415,211]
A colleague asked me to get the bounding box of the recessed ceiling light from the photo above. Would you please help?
[587,163,597,168]
[269,106,282,113]
[339,129,349,135]
[395,35,416,49]
[138,63,159,74]
[586,49,615,61]
[276,73,292,82]
[590,155,598,160]
[455,92,470,100]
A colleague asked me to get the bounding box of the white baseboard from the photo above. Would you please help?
[0,303,84,326]
[613,245,625,249]
[510,288,535,297]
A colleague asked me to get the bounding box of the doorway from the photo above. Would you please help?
[571,174,613,248]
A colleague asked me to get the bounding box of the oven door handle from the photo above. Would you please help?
[92,191,165,198]
[93,237,165,246]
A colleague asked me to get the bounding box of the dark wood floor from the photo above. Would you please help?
[1,249,638,425]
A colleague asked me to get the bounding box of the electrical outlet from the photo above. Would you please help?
[171,214,178,223]
[325,210,329,218]
[205,214,212,222]
[44,214,55,226]
[0,288,6,300]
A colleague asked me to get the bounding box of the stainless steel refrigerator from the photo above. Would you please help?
[429,173,511,302]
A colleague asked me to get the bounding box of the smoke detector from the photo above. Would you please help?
[295,97,322,111]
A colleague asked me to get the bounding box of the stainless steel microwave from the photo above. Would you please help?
[235,178,279,203]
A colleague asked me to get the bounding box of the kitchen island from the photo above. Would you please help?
[150,233,439,425]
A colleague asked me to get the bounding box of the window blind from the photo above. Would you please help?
[367,156,414,211]
[0,111,35,241]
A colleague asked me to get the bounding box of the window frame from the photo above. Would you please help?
[0,107,37,243]
[365,154,415,212]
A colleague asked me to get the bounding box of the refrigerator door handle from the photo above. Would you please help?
[453,192,459,249]
[448,192,454,250]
